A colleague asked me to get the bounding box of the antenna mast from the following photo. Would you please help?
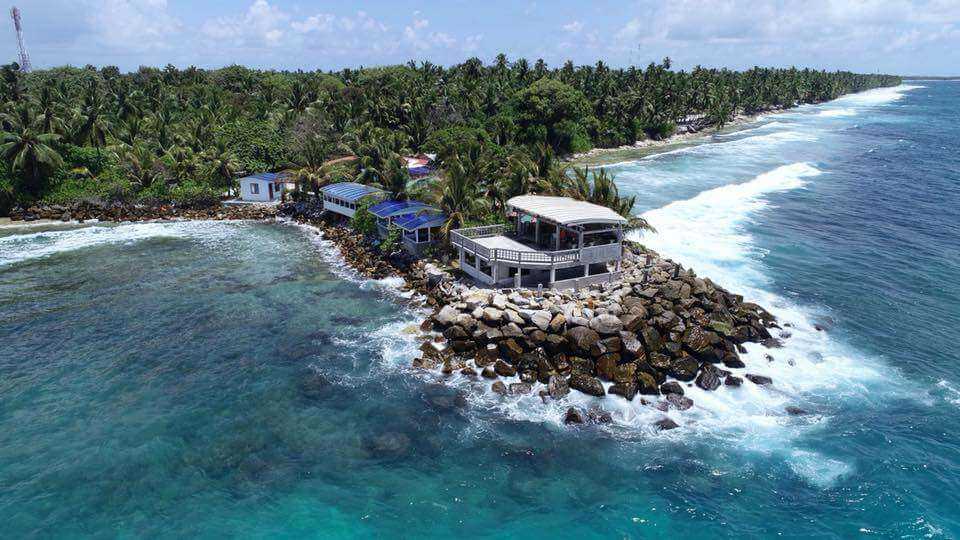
[10,6,31,72]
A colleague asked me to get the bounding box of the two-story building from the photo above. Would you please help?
[450,195,626,289]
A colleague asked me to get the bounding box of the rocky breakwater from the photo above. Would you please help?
[280,201,401,280]
[418,243,785,430]
[7,201,278,222]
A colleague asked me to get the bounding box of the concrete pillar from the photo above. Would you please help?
[514,269,521,288]
[549,267,556,285]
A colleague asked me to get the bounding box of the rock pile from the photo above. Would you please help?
[7,201,277,222]
[417,243,783,424]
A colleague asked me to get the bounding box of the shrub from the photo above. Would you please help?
[350,199,378,236]
[380,225,402,254]
[170,181,220,208]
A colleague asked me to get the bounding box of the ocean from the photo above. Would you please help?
[1,82,958,538]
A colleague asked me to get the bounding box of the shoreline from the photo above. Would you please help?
[568,107,789,167]
[279,202,795,430]
[3,196,796,433]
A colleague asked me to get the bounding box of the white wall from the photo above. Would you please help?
[240,179,273,202]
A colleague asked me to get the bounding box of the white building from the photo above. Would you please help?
[239,173,285,203]
[319,182,386,219]
[450,195,627,289]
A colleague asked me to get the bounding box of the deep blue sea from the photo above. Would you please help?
[1,82,958,538]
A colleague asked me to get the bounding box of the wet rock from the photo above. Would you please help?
[569,373,605,397]
[564,407,585,425]
[668,356,699,381]
[460,367,477,377]
[481,366,497,379]
[722,354,746,369]
[762,338,784,348]
[494,360,517,377]
[491,381,507,395]
[298,372,331,400]
[666,393,693,411]
[588,408,613,424]
[509,382,533,395]
[785,406,808,415]
[548,375,569,399]
[370,432,412,457]
[724,375,743,387]
[745,374,773,386]
[609,382,638,400]
[659,381,684,395]
[636,372,660,395]
[695,369,721,391]
[653,417,680,431]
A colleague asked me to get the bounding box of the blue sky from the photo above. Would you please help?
[6,0,960,75]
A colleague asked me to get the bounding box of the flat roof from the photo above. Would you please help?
[320,182,385,202]
[507,195,627,226]
[473,235,536,252]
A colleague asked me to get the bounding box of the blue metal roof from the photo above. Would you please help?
[393,212,447,231]
[368,199,434,219]
[245,172,280,182]
[320,182,385,202]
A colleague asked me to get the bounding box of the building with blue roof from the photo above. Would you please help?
[239,172,286,203]
[392,211,447,256]
[319,182,386,218]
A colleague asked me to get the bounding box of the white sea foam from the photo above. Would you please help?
[359,162,898,487]
[284,220,412,299]
[833,84,923,106]
[0,220,245,267]
[935,380,960,407]
[818,108,857,117]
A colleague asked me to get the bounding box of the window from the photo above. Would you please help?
[250,183,259,195]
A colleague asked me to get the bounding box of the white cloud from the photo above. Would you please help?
[86,0,182,50]
[200,0,289,47]
[562,21,584,34]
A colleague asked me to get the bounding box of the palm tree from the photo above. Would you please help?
[566,166,654,233]
[427,151,489,239]
[122,143,164,188]
[203,139,240,195]
[1,127,63,196]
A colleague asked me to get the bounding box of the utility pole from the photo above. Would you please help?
[10,6,31,72]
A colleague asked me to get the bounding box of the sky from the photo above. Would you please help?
[5,0,960,75]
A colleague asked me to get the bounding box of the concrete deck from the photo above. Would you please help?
[472,235,537,252]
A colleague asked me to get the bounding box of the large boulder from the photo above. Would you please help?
[530,310,553,331]
[746,373,773,386]
[434,305,459,327]
[609,382,638,400]
[590,314,624,335]
[636,372,660,395]
[565,326,601,355]
[695,368,721,391]
[569,373,605,397]
[494,360,517,377]
[668,356,699,381]
[482,307,504,324]
[548,375,570,399]
[666,393,694,411]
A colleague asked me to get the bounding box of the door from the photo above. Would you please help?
[268,183,274,200]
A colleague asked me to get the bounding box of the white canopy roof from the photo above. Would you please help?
[507,195,628,226]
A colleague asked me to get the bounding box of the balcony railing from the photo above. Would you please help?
[450,225,620,267]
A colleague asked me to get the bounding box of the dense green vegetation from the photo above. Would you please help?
[0,57,899,222]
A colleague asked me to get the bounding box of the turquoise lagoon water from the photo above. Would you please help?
[1,82,959,538]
